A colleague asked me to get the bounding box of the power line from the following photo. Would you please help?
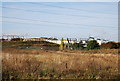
[29,3,114,15]
[1,6,115,19]
[29,3,101,13]
[1,16,117,29]
[1,6,95,18]
[0,20,51,26]
[34,3,83,11]
[2,16,74,25]
[1,20,117,41]
[2,16,93,26]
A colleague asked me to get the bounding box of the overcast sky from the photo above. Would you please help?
[1,2,118,41]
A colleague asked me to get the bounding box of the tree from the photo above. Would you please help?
[59,38,64,50]
[72,42,84,50]
[87,40,100,50]
[79,43,84,50]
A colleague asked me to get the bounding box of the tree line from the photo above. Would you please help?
[60,39,120,50]
[2,37,120,50]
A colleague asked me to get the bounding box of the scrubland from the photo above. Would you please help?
[1,48,119,79]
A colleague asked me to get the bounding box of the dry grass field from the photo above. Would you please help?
[1,48,119,79]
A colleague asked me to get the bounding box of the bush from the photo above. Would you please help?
[101,42,118,49]
[72,43,84,50]
[40,37,58,40]
[87,40,100,50]
[48,38,58,40]
[11,38,24,41]
[117,42,120,49]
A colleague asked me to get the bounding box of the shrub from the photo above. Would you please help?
[87,40,100,50]
[40,37,58,40]
[101,42,118,49]
[0,38,6,41]
[48,38,58,40]
[72,43,84,50]
[11,38,24,41]
[117,42,120,49]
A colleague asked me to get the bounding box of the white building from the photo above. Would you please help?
[44,39,61,44]
[44,39,75,45]
[23,37,106,46]
[96,39,102,45]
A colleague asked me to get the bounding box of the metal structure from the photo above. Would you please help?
[1,34,28,41]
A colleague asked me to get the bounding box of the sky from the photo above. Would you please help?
[1,2,118,41]
[1,0,120,2]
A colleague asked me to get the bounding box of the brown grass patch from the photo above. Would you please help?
[1,49,119,79]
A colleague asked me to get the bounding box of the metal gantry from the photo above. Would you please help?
[1,34,26,40]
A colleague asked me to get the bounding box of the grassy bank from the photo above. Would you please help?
[2,41,59,50]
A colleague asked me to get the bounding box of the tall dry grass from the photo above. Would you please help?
[2,48,119,54]
[1,49,119,79]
